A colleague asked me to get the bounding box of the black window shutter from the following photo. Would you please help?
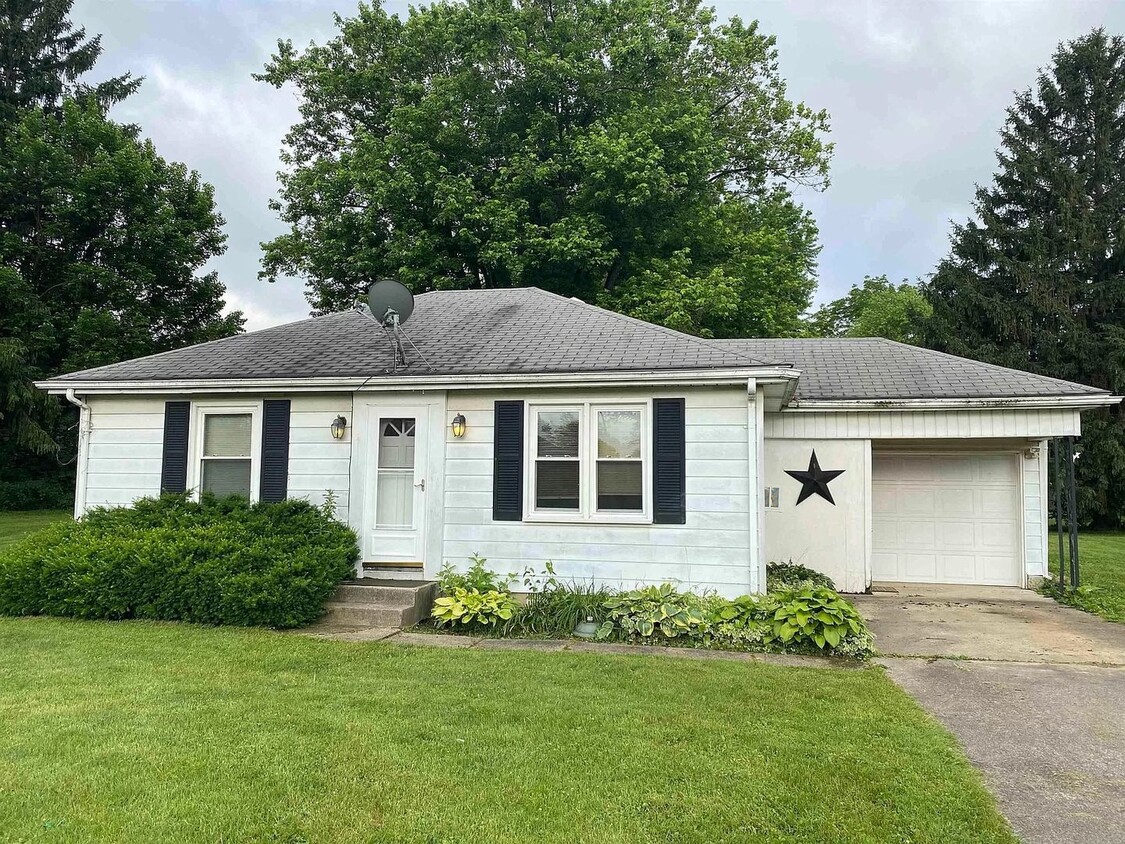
[652,398,686,524]
[493,400,524,521]
[259,399,291,503]
[160,401,191,494]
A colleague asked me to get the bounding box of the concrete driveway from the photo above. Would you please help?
[851,585,1125,844]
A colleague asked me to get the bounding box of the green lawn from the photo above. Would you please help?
[1048,530,1125,622]
[0,509,70,550]
[0,618,1014,843]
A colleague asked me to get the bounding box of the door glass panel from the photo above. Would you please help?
[376,417,416,527]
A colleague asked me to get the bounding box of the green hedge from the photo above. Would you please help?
[0,494,358,628]
[0,477,74,511]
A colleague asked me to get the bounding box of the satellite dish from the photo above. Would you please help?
[367,279,415,327]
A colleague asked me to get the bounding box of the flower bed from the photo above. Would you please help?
[426,558,874,659]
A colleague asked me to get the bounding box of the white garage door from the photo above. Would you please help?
[872,453,1022,586]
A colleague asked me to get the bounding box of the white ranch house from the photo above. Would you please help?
[37,288,1117,596]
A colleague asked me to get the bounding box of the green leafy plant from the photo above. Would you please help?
[766,587,868,652]
[596,583,706,640]
[432,587,519,630]
[0,494,359,628]
[767,561,835,592]
[513,579,614,637]
[436,554,511,594]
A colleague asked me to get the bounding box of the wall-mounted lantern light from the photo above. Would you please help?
[451,413,466,439]
[330,415,347,440]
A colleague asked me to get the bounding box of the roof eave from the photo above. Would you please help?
[785,395,1121,411]
[36,366,801,396]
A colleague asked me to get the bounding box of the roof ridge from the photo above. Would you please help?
[528,287,776,367]
[871,337,1109,393]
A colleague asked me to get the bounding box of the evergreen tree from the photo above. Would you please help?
[0,3,240,507]
[0,0,137,114]
[924,29,1125,526]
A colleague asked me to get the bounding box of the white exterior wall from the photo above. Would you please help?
[764,406,1072,591]
[79,393,354,520]
[765,407,1081,439]
[441,385,756,598]
[82,395,165,510]
[763,439,871,593]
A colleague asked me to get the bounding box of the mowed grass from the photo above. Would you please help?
[1048,531,1125,622]
[0,618,1014,844]
[0,509,70,550]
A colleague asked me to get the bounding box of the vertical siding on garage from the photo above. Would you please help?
[441,386,754,597]
[1023,442,1048,578]
[81,393,354,521]
[765,408,1082,439]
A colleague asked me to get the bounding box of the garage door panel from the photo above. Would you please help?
[903,554,938,580]
[872,452,1021,586]
[890,520,935,547]
[936,488,974,516]
[939,521,975,548]
[938,553,976,581]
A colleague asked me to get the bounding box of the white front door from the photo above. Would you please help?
[362,406,428,567]
[871,452,1022,586]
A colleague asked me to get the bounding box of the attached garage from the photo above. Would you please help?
[871,452,1023,586]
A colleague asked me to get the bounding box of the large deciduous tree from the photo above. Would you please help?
[809,275,931,343]
[0,0,242,506]
[923,29,1125,526]
[257,0,830,337]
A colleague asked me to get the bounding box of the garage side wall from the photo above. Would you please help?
[763,439,870,593]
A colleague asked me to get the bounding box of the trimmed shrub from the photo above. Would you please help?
[767,561,836,592]
[0,494,359,628]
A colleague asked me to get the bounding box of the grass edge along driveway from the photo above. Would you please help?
[0,617,1015,843]
[1047,531,1125,623]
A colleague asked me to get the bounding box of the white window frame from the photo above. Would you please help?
[186,402,263,502]
[524,400,651,524]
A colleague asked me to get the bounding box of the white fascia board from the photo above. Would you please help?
[37,366,802,396]
[786,394,1122,411]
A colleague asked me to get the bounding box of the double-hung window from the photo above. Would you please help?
[527,402,649,521]
[192,404,261,500]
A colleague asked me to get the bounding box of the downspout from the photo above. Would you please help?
[64,389,90,519]
[747,378,764,594]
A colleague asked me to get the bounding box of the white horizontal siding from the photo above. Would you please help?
[441,386,754,597]
[83,395,165,511]
[765,408,1083,439]
[80,393,354,521]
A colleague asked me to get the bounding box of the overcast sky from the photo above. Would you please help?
[72,0,1125,331]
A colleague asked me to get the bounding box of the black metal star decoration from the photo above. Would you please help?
[785,450,845,506]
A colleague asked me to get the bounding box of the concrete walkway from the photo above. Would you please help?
[853,585,1125,844]
[295,621,853,669]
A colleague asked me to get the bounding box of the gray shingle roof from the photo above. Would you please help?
[713,337,1108,401]
[48,287,772,383]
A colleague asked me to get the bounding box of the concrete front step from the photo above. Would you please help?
[322,580,439,629]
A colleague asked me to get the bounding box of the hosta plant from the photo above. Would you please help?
[431,587,519,630]
[766,587,868,651]
[596,583,706,640]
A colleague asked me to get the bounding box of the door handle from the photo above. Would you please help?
[414,479,425,491]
